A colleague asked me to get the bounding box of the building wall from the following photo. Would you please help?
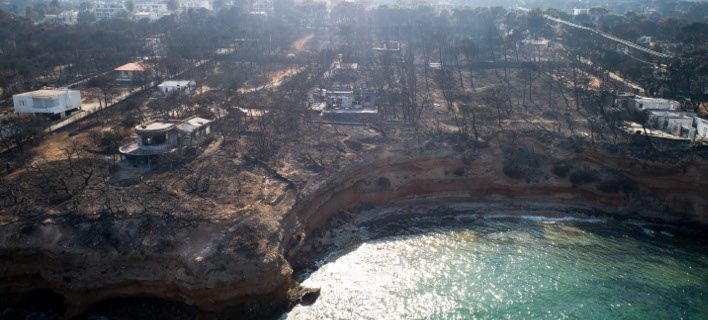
[12,90,81,115]
[695,119,708,141]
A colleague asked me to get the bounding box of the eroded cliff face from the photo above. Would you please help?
[285,140,707,258]
[0,214,294,317]
[0,139,706,317]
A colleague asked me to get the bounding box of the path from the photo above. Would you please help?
[291,33,315,53]
[237,66,306,94]
[46,60,209,133]
[516,7,671,59]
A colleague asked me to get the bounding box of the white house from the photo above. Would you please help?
[646,111,708,142]
[12,89,81,118]
[182,0,212,11]
[157,80,196,95]
[133,2,171,21]
[618,95,681,111]
[250,0,273,15]
[43,10,78,25]
[695,118,708,142]
[94,2,127,21]
[637,36,653,47]
[572,8,590,16]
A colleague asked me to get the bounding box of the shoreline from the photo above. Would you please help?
[288,197,708,279]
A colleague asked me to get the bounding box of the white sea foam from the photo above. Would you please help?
[483,214,607,224]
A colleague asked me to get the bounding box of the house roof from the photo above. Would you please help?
[158,80,196,88]
[635,96,680,110]
[16,89,71,99]
[115,62,151,72]
[177,116,212,133]
[336,62,358,70]
[135,121,176,133]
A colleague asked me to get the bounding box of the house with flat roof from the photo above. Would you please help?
[12,88,81,118]
[319,88,378,121]
[615,94,681,111]
[133,2,171,21]
[94,2,127,21]
[119,116,213,158]
[43,10,78,25]
[373,40,401,53]
[157,80,196,95]
[647,111,708,142]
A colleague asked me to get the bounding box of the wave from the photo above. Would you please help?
[481,214,608,224]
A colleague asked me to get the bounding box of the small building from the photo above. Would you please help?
[250,0,273,15]
[641,110,708,142]
[43,10,78,25]
[521,38,550,50]
[647,111,694,137]
[176,116,213,146]
[133,2,171,21]
[373,40,400,53]
[12,88,81,118]
[320,88,378,121]
[94,2,127,21]
[182,0,212,11]
[636,36,653,47]
[157,80,196,95]
[616,94,681,112]
[119,116,213,158]
[115,62,153,82]
[572,8,590,16]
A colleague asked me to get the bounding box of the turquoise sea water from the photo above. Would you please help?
[285,215,708,319]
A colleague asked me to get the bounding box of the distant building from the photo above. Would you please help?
[182,0,212,11]
[43,10,78,25]
[12,88,81,118]
[521,38,551,59]
[94,2,127,21]
[250,0,273,15]
[572,8,590,16]
[432,3,456,12]
[373,40,401,53]
[157,80,196,95]
[636,36,653,48]
[115,62,153,82]
[133,3,171,21]
[119,116,213,158]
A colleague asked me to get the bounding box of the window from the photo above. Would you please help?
[143,134,167,145]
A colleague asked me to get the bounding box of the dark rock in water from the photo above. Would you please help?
[2,308,16,318]
[299,288,321,306]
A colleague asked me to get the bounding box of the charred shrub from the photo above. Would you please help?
[377,177,391,190]
[502,147,547,183]
[569,168,600,186]
[596,176,639,194]
[453,168,465,177]
[551,163,572,177]
[596,179,622,193]
[344,139,364,152]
